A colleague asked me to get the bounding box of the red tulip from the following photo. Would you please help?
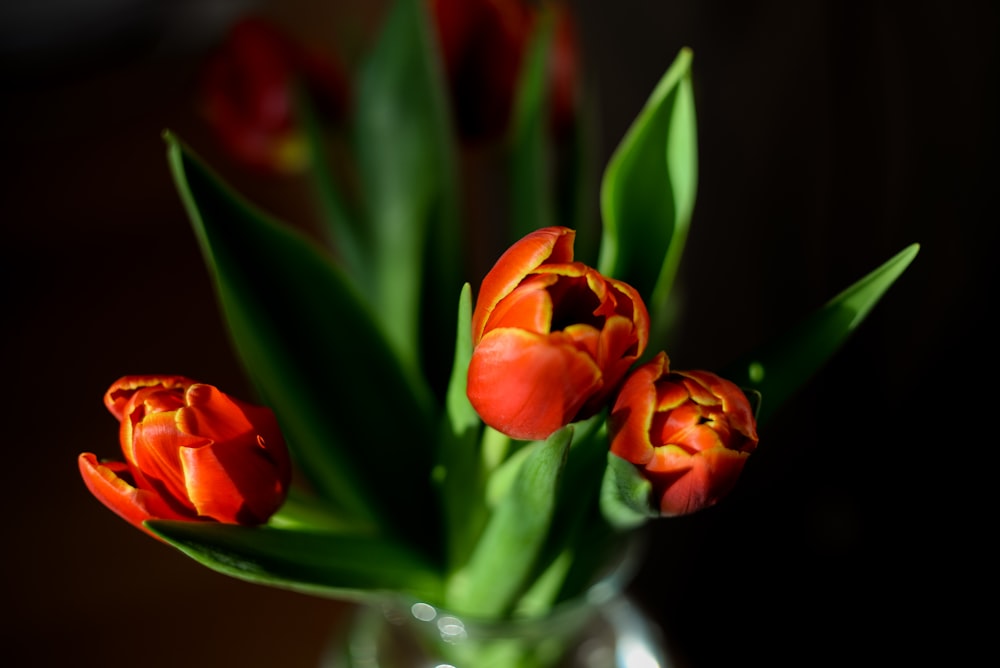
[468,227,649,440]
[608,353,759,517]
[199,17,349,173]
[429,0,579,142]
[79,375,292,536]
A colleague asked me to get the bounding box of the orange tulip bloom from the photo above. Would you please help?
[79,375,291,535]
[468,227,649,440]
[609,353,759,516]
[199,17,349,173]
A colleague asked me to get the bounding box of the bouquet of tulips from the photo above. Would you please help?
[78,0,918,657]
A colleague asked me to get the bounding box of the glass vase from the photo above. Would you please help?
[320,539,673,668]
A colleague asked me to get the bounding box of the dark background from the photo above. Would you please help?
[2,1,995,665]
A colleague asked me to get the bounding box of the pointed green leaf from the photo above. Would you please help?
[268,486,362,533]
[548,520,624,607]
[532,414,608,562]
[165,132,439,547]
[293,85,367,287]
[355,0,460,378]
[484,439,534,508]
[436,283,487,570]
[509,10,556,241]
[443,283,479,436]
[147,521,443,603]
[724,244,920,425]
[600,453,656,530]
[518,415,613,610]
[514,550,572,617]
[598,48,697,344]
[446,426,573,617]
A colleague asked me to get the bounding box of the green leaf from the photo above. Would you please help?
[549,521,624,606]
[508,9,556,241]
[484,439,534,507]
[519,415,614,608]
[268,486,362,533]
[600,453,656,530]
[598,47,698,344]
[147,521,443,603]
[724,243,921,425]
[446,426,573,617]
[164,132,439,549]
[436,283,487,570]
[530,415,608,564]
[292,85,367,287]
[514,550,572,617]
[443,283,480,436]
[354,0,460,379]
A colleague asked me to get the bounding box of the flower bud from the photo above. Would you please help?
[468,227,649,440]
[429,0,579,142]
[79,375,291,535]
[608,353,759,516]
[199,17,349,173]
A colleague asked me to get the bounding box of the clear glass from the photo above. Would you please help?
[320,538,674,668]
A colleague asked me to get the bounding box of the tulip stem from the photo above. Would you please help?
[481,426,513,475]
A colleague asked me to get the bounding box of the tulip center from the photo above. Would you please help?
[546,275,604,332]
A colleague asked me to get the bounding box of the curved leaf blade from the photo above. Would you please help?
[600,452,656,530]
[446,426,573,617]
[165,132,439,545]
[598,47,697,343]
[724,243,920,425]
[355,0,460,378]
[147,521,444,603]
[436,283,487,570]
[293,85,367,287]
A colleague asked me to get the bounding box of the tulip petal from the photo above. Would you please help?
[655,447,749,517]
[131,411,207,511]
[679,369,759,446]
[608,353,670,465]
[655,378,688,411]
[672,423,725,454]
[467,327,601,440]
[78,453,191,532]
[178,384,256,442]
[595,313,642,386]
[653,402,701,445]
[680,374,721,406]
[559,323,601,361]
[105,375,193,421]
[485,274,556,333]
[116,382,190,466]
[646,443,694,475]
[180,438,287,524]
[472,226,575,342]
